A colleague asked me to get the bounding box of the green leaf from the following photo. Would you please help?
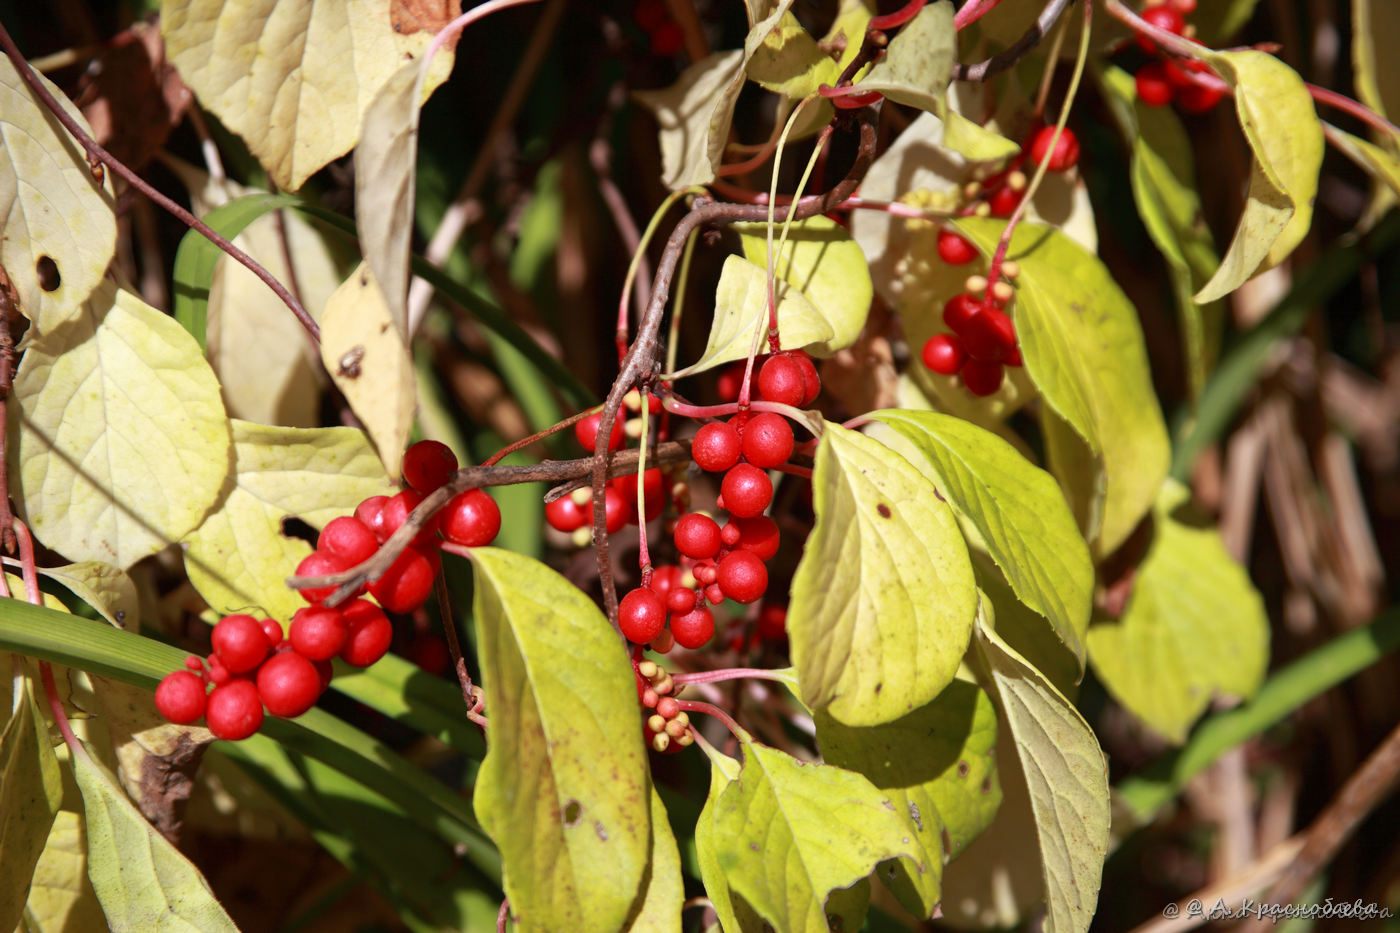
[39,563,140,629]
[1353,0,1400,126]
[623,789,683,932]
[733,215,874,355]
[1087,484,1269,744]
[19,809,106,932]
[467,547,651,931]
[667,255,835,379]
[790,423,976,726]
[0,54,116,337]
[710,739,923,932]
[184,420,394,624]
[0,684,63,932]
[855,2,954,113]
[73,743,238,931]
[694,749,764,933]
[14,282,232,569]
[974,619,1110,933]
[1193,51,1324,303]
[954,218,1170,558]
[875,410,1093,664]
[815,679,1000,918]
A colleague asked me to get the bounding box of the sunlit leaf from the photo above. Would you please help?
[18,810,106,932]
[855,1,954,112]
[790,423,976,726]
[468,547,651,931]
[0,684,63,932]
[14,282,231,569]
[39,562,140,629]
[747,0,873,99]
[694,749,764,932]
[0,55,116,336]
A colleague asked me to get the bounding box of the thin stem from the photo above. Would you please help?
[635,391,653,585]
[761,99,824,365]
[870,0,927,31]
[673,667,794,687]
[953,0,1074,82]
[616,187,704,362]
[953,0,1005,31]
[40,661,83,753]
[676,699,746,741]
[1306,83,1400,138]
[496,898,510,933]
[433,574,487,728]
[481,408,593,466]
[1032,8,1072,119]
[663,396,824,436]
[664,228,700,376]
[0,19,320,342]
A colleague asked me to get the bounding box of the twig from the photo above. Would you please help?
[590,82,650,359]
[0,19,319,342]
[0,264,20,552]
[433,574,488,729]
[953,0,1075,82]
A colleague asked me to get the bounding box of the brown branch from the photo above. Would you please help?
[953,0,1075,82]
[0,18,319,342]
[0,263,20,552]
[433,573,488,729]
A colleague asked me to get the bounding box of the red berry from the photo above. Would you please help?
[341,600,394,667]
[598,486,630,535]
[731,515,780,561]
[936,229,978,265]
[758,603,788,641]
[943,293,981,334]
[206,656,230,685]
[319,516,378,566]
[961,359,1005,396]
[382,489,439,546]
[717,551,768,604]
[649,20,684,56]
[720,521,742,547]
[741,413,795,469]
[650,564,682,598]
[614,468,665,522]
[792,352,822,405]
[407,632,450,675]
[671,605,715,649]
[257,651,322,718]
[403,440,459,492]
[1175,79,1225,114]
[694,561,718,585]
[705,583,725,605]
[313,659,334,692]
[674,513,722,560]
[545,495,586,533]
[295,550,351,605]
[963,307,1017,362]
[1028,126,1080,172]
[721,464,772,518]
[922,334,965,375]
[442,489,501,547]
[289,606,348,661]
[211,614,271,675]
[987,185,1023,217]
[1163,55,1208,90]
[575,411,624,452]
[184,655,203,672]
[260,618,285,648]
[692,421,742,472]
[205,680,264,741]
[715,361,748,402]
[369,545,439,613]
[619,588,667,644]
[1136,4,1185,53]
[155,671,207,725]
[1136,62,1175,107]
[1005,344,1024,367]
[757,354,807,406]
[355,495,391,542]
[668,587,698,614]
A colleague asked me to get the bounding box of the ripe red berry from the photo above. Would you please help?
[1136,4,1185,53]
[600,486,630,534]
[650,564,682,598]
[793,352,822,405]
[674,513,722,560]
[1028,126,1080,172]
[717,551,768,604]
[715,361,748,402]
[260,618,285,648]
[705,583,725,605]
[372,545,439,614]
[721,464,772,518]
[340,600,394,667]
[155,670,207,725]
[575,411,624,452]
[963,307,1017,362]
[720,520,742,548]
[987,185,1023,218]
[295,550,351,605]
[545,495,587,532]
[407,632,450,675]
[961,359,1005,396]
[211,614,272,675]
[614,468,665,522]
[742,413,795,469]
[442,489,501,547]
[668,587,698,614]
[758,603,788,641]
[289,607,348,661]
[256,651,322,718]
[731,515,780,561]
[1175,79,1226,114]
[694,561,718,585]
[936,229,978,265]
[313,659,334,692]
[671,605,715,649]
[205,680,264,741]
[402,440,459,492]
[1136,61,1175,107]
[355,495,391,542]
[757,354,807,406]
[692,421,742,472]
[942,292,981,334]
[319,516,378,566]
[382,489,438,547]
[619,588,667,644]
[922,334,965,375]
[206,656,230,685]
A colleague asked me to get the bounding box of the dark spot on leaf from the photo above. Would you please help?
[874,682,883,694]
[337,346,365,378]
[980,775,993,794]
[909,802,923,830]
[595,820,608,841]
[933,488,946,502]
[36,256,60,291]
[750,842,760,852]
[957,760,970,778]
[358,272,369,286]
[563,800,581,826]
[877,502,892,518]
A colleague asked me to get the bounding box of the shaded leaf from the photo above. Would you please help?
[39,562,140,629]
[17,810,106,933]
[1325,122,1400,197]
[1353,0,1400,126]
[623,789,683,933]
[855,2,954,113]
[694,748,764,933]
[0,685,63,932]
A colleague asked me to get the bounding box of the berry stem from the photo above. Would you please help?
[481,408,594,466]
[615,186,705,362]
[676,699,746,741]
[1306,84,1400,139]
[672,667,794,687]
[662,396,824,437]
[434,574,488,729]
[497,898,510,933]
[664,230,700,376]
[39,661,84,755]
[953,0,1005,31]
[869,0,927,31]
[953,0,1073,82]
[635,387,653,587]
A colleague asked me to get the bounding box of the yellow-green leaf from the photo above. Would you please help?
[160,0,458,191]
[747,0,873,99]
[468,547,651,932]
[1193,51,1324,303]
[855,1,954,113]
[184,420,394,623]
[815,679,1000,918]
[710,740,923,932]
[695,748,764,933]
[623,789,683,933]
[876,410,1092,664]
[790,423,976,726]
[975,619,1109,933]
[14,282,231,569]
[954,218,1170,558]
[0,55,116,336]
[1086,484,1269,744]
[39,562,140,629]
[19,810,106,933]
[0,685,63,932]
[73,744,238,931]
[319,262,418,480]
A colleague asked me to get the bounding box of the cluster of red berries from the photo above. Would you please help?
[634,660,692,753]
[919,282,1025,396]
[155,440,502,740]
[1131,1,1225,114]
[615,350,818,650]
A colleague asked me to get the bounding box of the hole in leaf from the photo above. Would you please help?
[563,800,581,826]
[281,517,318,545]
[36,256,60,291]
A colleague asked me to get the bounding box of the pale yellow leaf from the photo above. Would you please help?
[18,810,106,933]
[39,562,140,629]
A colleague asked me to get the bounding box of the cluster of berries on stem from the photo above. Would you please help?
[1130,1,1226,114]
